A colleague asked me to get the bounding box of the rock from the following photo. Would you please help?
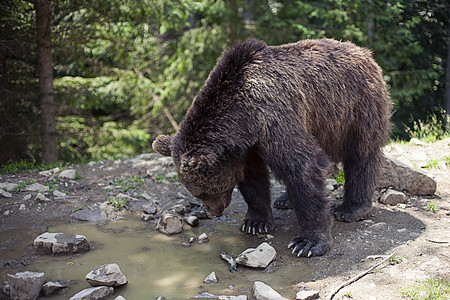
[157,211,184,235]
[142,203,157,214]
[253,281,288,300]
[71,209,107,222]
[198,233,209,243]
[236,242,277,268]
[18,204,26,211]
[218,296,248,300]
[378,152,437,195]
[39,170,53,176]
[69,286,114,300]
[185,215,199,227]
[409,138,428,146]
[0,189,12,198]
[3,210,10,216]
[114,296,126,300]
[204,271,218,284]
[141,191,153,200]
[25,183,49,192]
[34,232,90,254]
[220,252,238,272]
[325,178,338,190]
[379,189,407,206]
[0,259,26,269]
[53,190,66,197]
[296,290,319,300]
[59,169,77,179]
[34,192,51,202]
[42,281,66,296]
[23,194,32,201]
[7,271,46,300]
[86,263,127,287]
[194,292,218,299]
[156,297,166,300]
[0,182,18,192]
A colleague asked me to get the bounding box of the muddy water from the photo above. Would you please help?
[17,215,314,299]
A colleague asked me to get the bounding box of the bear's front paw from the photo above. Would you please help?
[287,236,331,257]
[273,193,292,210]
[240,220,273,235]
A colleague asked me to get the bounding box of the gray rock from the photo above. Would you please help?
[378,153,437,195]
[42,281,66,296]
[18,204,26,211]
[23,194,32,201]
[86,263,127,287]
[142,203,157,214]
[53,190,66,197]
[198,233,209,243]
[114,296,126,300]
[69,286,114,300]
[194,292,218,299]
[253,281,288,300]
[236,242,277,268]
[185,215,199,227]
[296,290,319,300]
[0,182,18,192]
[204,271,218,284]
[0,189,12,198]
[58,169,77,180]
[34,232,90,254]
[25,183,49,192]
[7,271,46,300]
[157,211,184,235]
[71,209,107,222]
[39,170,53,176]
[34,192,51,202]
[379,189,407,206]
[218,296,248,300]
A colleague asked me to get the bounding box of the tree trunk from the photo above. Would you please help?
[36,0,57,163]
[445,11,450,124]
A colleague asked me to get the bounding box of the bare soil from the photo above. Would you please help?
[0,138,449,299]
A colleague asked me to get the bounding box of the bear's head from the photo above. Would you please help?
[152,135,244,218]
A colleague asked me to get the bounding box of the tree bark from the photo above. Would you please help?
[36,0,57,163]
[445,10,450,125]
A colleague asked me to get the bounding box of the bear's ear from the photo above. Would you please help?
[152,135,173,157]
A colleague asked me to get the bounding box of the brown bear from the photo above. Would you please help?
[152,38,391,257]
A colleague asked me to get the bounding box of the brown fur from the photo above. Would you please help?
[152,38,391,257]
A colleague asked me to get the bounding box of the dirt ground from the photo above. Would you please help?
[0,138,449,299]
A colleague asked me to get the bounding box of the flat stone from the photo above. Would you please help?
[296,290,319,300]
[39,170,53,176]
[0,182,18,191]
[157,211,183,235]
[198,233,209,243]
[204,271,218,284]
[34,193,51,202]
[114,296,126,300]
[25,183,49,192]
[142,203,157,214]
[23,194,32,201]
[253,281,288,300]
[42,281,66,296]
[236,242,277,268]
[379,189,407,206]
[7,271,46,300]
[71,209,107,222]
[86,263,127,287]
[69,286,114,300]
[53,190,66,197]
[410,138,428,146]
[218,296,248,300]
[378,152,437,195]
[58,169,77,180]
[34,232,90,254]
[0,189,12,198]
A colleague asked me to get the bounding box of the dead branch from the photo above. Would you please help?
[326,252,396,300]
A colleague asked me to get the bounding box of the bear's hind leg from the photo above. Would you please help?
[239,150,274,235]
[334,150,380,222]
[273,192,292,209]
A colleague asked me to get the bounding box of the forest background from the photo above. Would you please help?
[1,0,449,165]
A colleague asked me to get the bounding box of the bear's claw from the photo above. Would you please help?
[240,220,273,235]
[287,236,330,257]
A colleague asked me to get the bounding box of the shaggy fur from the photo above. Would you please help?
[152,38,391,257]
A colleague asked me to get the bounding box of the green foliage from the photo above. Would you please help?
[334,169,346,186]
[389,255,406,265]
[13,179,36,193]
[71,205,88,213]
[0,160,69,174]
[111,176,145,192]
[401,278,450,300]
[106,196,128,211]
[426,201,438,213]
[154,173,179,183]
[423,160,439,169]
[405,111,450,143]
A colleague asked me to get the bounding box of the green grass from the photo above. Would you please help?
[0,160,70,174]
[334,169,345,186]
[389,255,406,265]
[423,160,440,169]
[106,196,128,211]
[402,278,450,300]
[426,201,438,213]
[13,179,36,192]
[71,205,87,213]
[154,173,178,183]
[111,176,145,192]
